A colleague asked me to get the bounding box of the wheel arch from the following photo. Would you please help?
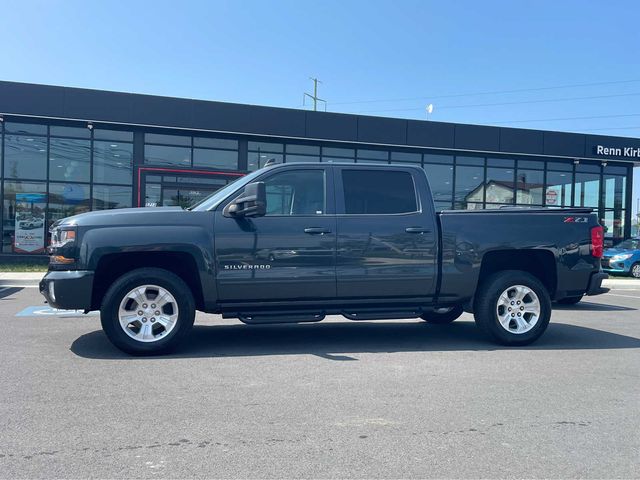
[91,251,205,311]
[477,249,557,298]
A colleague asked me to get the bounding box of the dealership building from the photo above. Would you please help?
[0,80,637,257]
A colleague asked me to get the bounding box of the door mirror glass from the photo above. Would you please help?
[226,182,266,217]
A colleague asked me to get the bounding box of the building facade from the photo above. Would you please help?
[0,81,637,257]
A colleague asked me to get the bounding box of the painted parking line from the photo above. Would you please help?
[605,293,640,299]
[16,306,99,317]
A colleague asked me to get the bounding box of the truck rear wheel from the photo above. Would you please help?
[100,268,195,355]
[420,305,464,324]
[474,270,551,346]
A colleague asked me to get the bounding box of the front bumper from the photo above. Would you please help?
[585,272,609,296]
[602,258,632,275]
[39,270,94,310]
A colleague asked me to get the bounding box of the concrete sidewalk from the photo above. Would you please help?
[0,272,45,287]
[1,271,638,290]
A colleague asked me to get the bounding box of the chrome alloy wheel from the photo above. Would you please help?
[496,285,541,334]
[632,264,640,278]
[118,285,179,343]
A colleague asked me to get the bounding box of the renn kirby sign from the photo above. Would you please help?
[594,145,640,158]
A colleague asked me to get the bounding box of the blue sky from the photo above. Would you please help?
[1,0,639,216]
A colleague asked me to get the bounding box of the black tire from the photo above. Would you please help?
[474,270,551,346]
[420,305,464,324]
[556,295,583,305]
[630,262,640,279]
[100,267,195,355]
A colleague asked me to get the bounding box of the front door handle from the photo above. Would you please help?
[405,227,430,234]
[304,227,332,235]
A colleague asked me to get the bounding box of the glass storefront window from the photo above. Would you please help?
[286,144,320,155]
[94,129,134,142]
[248,141,283,153]
[4,122,47,135]
[603,174,626,210]
[455,164,484,208]
[193,137,238,149]
[603,209,626,241]
[545,170,572,207]
[574,165,601,208]
[248,152,283,171]
[391,151,421,164]
[322,147,354,158]
[50,125,91,138]
[144,145,191,167]
[193,149,238,169]
[93,141,133,185]
[92,185,133,210]
[48,183,91,228]
[516,169,544,205]
[285,154,320,163]
[49,138,91,182]
[357,149,388,161]
[485,166,515,205]
[2,181,47,253]
[456,156,484,166]
[145,133,191,146]
[3,135,48,180]
[423,154,453,165]
[424,164,453,203]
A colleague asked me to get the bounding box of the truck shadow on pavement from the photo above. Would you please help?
[70,320,640,360]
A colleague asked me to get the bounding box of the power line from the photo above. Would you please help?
[350,91,640,114]
[328,78,640,106]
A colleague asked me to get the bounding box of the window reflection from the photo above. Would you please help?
[92,185,132,210]
[4,135,47,180]
[49,138,91,182]
[516,169,544,205]
[455,165,484,209]
[94,141,133,185]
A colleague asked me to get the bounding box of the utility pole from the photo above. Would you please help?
[303,77,326,111]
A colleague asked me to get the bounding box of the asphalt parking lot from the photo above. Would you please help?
[0,286,639,479]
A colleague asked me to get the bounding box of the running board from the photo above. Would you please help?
[238,313,325,324]
[342,309,422,321]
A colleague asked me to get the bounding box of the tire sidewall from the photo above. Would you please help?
[475,271,551,345]
[100,268,195,355]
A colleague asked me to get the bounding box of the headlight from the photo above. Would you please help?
[611,253,633,261]
[49,226,77,266]
[50,227,77,248]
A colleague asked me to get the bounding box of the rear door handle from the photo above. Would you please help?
[304,227,332,235]
[405,227,430,234]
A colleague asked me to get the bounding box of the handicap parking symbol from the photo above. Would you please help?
[16,306,99,317]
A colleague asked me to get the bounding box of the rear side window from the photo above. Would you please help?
[342,169,418,214]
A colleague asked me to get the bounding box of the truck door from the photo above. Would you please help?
[335,166,438,299]
[214,166,336,302]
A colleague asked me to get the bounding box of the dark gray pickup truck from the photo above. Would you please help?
[40,163,608,354]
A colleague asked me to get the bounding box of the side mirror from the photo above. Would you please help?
[225,182,266,217]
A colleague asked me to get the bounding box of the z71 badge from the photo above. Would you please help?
[563,217,589,223]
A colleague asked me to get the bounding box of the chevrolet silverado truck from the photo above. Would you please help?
[40,163,609,354]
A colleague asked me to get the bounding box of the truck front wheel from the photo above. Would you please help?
[420,305,464,324]
[100,268,195,355]
[474,270,551,346]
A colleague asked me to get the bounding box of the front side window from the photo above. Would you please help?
[342,169,417,214]
[263,170,325,216]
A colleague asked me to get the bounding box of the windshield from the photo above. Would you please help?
[188,170,264,211]
[615,239,640,250]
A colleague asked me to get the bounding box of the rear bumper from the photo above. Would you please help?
[39,270,94,310]
[585,272,609,296]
